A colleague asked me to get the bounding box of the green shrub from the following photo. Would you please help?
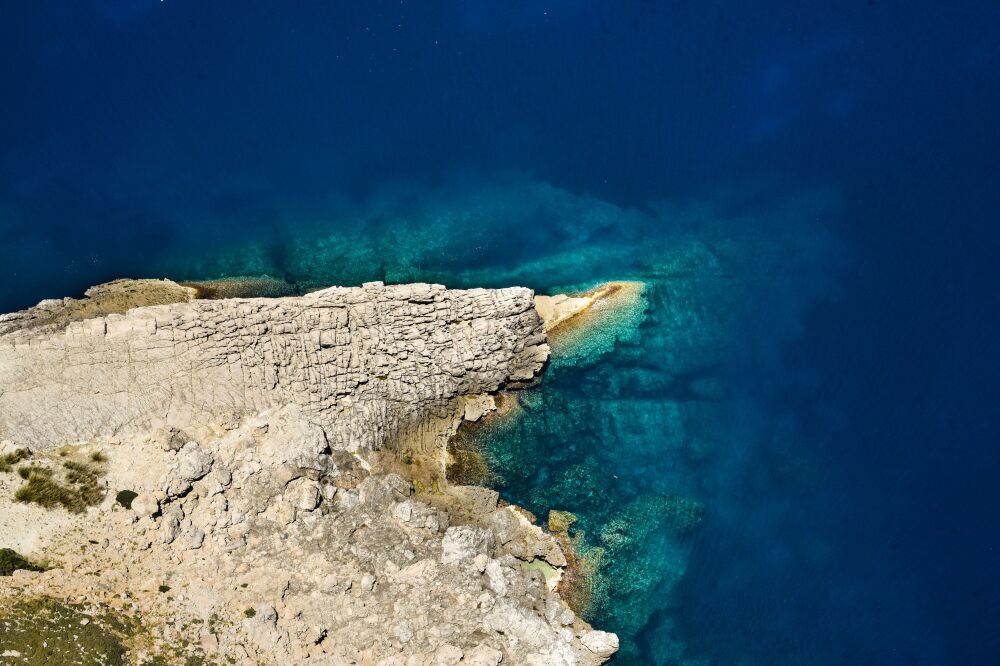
[243,608,256,618]
[0,596,136,664]
[158,584,171,593]
[90,451,108,463]
[0,548,45,576]
[15,476,81,512]
[116,490,139,509]
[63,460,99,482]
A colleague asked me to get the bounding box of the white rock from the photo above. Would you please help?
[393,621,413,643]
[485,560,508,597]
[448,486,499,516]
[0,281,549,453]
[441,526,494,566]
[465,644,504,666]
[580,630,619,659]
[392,501,413,522]
[287,479,321,511]
[463,394,496,422]
[0,440,23,456]
[0,280,623,665]
[473,553,489,573]
[186,528,205,550]
[477,592,496,612]
[255,603,278,626]
[433,643,464,665]
[160,515,180,544]
[176,443,213,482]
[131,493,159,518]
[336,489,360,511]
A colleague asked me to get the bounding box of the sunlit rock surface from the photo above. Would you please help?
[0,280,548,454]
[0,279,617,665]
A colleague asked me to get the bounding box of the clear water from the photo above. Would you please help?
[153,179,845,663]
[3,3,999,665]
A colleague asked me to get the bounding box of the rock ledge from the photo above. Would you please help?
[0,279,616,665]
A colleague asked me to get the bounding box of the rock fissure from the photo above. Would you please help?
[0,279,617,665]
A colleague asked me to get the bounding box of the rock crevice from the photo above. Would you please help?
[0,280,549,455]
[0,279,616,665]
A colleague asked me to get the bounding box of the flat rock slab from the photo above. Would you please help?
[0,280,549,452]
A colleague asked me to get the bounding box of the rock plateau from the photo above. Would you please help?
[0,279,616,665]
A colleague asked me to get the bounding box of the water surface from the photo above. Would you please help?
[3,3,999,664]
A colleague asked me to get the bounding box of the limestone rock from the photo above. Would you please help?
[466,644,504,666]
[463,394,497,422]
[548,509,578,534]
[163,443,214,498]
[447,485,500,516]
[148,426,190,453]
[580,630,620,659]
[131,493,159,518]
[482,505,568,568]
[0,280,618,665]
[0,281,549,454]
[441,526,494,565]
[434,643,464,665]
[0,440,23,456]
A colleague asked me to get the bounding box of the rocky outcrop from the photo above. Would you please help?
[0,278,196,341]
[0,280,548,454]
[0,279,616,665]
[533,282,630,333]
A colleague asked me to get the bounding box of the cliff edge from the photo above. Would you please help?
[0,280,616,665]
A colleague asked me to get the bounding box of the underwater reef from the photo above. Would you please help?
[146,175,840,663]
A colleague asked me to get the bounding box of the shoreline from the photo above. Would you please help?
[442,279,649,618]
[0,277,620,665]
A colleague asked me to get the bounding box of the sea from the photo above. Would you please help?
[2,3,999,664]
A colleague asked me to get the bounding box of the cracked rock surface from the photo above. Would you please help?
[0,280,616,665]
[0,280,549,454]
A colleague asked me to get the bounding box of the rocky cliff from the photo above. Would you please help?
[0,280,616,665]
[0,280,548,454]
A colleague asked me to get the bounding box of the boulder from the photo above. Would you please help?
[131,493,159,518]
[580,630,619,659]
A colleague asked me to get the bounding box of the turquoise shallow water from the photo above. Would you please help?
[151,176,842,663]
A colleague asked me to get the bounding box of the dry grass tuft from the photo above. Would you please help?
[14,459,106,513]
[0,448,31,473]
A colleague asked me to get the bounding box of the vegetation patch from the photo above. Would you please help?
[0,548,46,576]
[446,434,496,487]
[14,458,107,513]
[0,596,140,665]
[0,448,31,473]
[521,557,560,585]
[17,465,46,480]
[116,489,139,509]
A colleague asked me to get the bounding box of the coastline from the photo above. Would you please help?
[0,278,620,665]
[443,279,650,619]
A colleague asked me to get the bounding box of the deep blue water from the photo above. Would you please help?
[3,2,999,664]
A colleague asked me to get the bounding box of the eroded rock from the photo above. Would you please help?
[0,280,617,665]
[0,281,549,455]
